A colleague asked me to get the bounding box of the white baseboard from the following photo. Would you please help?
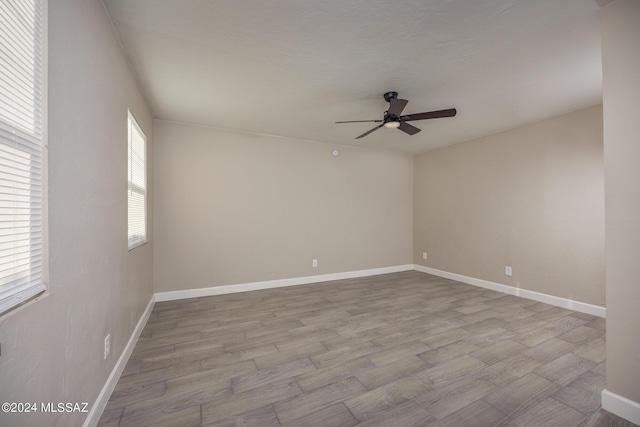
[154,264,606,318]
[602,389,640,425]
[154,264,415,302]
[83,296,155,427]
[413,264,606,318]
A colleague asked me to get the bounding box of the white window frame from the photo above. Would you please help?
[127,110,147,250]
[0,0,48,316]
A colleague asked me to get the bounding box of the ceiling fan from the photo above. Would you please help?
[336,92,457,139]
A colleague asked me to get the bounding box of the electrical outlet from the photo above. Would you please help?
[422,252,427,260]
[312,259,318,268]
[505,266,512,277]
[104,334,111,360]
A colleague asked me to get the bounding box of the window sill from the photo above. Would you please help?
[128,239,148,251]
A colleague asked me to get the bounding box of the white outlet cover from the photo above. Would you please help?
[422,252,427,260]
[505,266,512,276]
[312,259,318,267]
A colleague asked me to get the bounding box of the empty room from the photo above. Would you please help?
[0,0,639,426]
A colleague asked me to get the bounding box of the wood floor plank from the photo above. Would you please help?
[273,329,338,352]
[417,340,480,366]
[355,355,428,390]
[171,336,227,353]
[128,342,175,360]
[535,353,597,386]
[321,328,384,351]
[134,332,201,353]
[96,404,123,427]
[415,378,496,420]
[573,338,606,363]
[353,399,435,427]
[553,371,606,414]
[586,317,606,332]
[223,330,291,352]
[531,307,574,322]
[288,319,346,336]
[231,357,316,394]
[455,303,492,314]
[201,344,279,370]
[523,338,574,363]
[201,378,302,424]
[120,359,143,377]
[115,360,202,389]
[282,403,358,427]
[463,327,516,347]
[590,361,606,376]
[512,328,560,348]
[419,328,470,349]
[579,409,639,427]
[480,354,542,387]
[164,360,256,391]
[369,325,431,348]
[543,315,588,333]
[345,375,430,421]
[427,399,510,427]
[119,405,201,427]
[204,405,280,427]
[149,321,221,338]
[309,341,378,369]
[273,376,366,424]
[458,309,505,325]
[296,356,376,392]
[557,326,604,345]
[416,355,487,389]
[335,317,389,337]
[366,340,430,366]
[483,372,559,417]
[107,382,166,409]
[498,316,548,334]
[470,339,529,365]
[254,342,326,369]
[120,378,230,422]
[139,347,225,372]
[505,397,585,427]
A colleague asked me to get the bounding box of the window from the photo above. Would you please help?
[127,111,146,250]
[0,0,46,315]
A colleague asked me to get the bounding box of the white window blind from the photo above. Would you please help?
[0,0,46,314]
[128,111,146,250]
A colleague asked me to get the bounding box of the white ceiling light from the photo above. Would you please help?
[384,121,401,129]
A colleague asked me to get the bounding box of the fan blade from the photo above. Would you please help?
[335,119,383,124]
[356,124,384,139]
[402,108,457,121]
[398,121,421,135]
[388,98,408,117]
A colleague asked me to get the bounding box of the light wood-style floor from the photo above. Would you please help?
[98,271,637,427]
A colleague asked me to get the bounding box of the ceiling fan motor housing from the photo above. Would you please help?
[383,91,398,102]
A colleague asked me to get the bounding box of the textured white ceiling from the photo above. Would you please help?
[103,0,602,153]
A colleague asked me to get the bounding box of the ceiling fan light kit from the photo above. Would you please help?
[336,92,457,139]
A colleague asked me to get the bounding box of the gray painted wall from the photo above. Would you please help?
[153,121,414,293]
[414,106,605,306]
[0,0,154,425]
[602,0,640,407]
